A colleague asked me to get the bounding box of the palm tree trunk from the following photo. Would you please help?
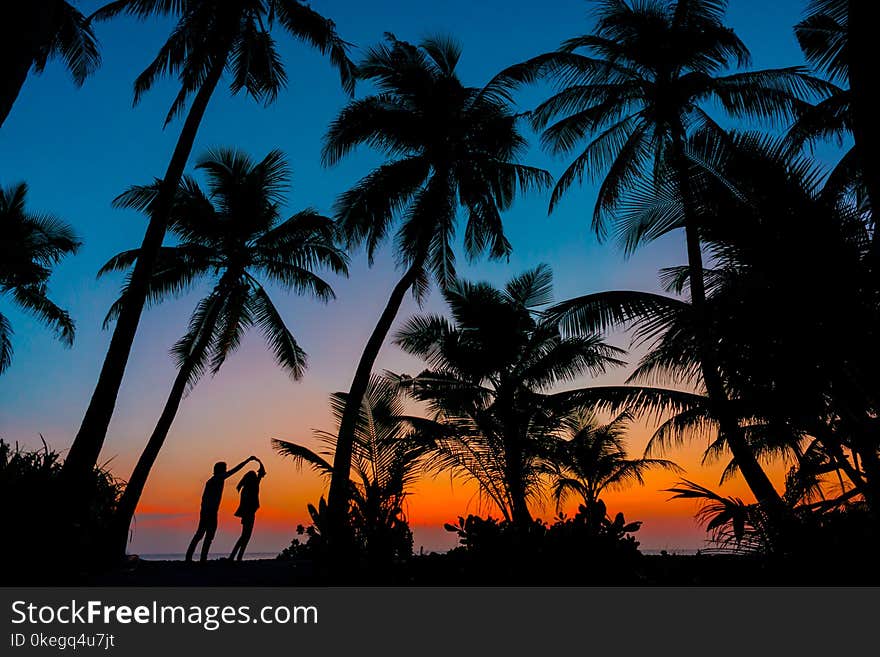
[0,2,54,128]
[325,254,427,545]
[110,357,195,559]
[848,0,880,251]
[671,134,786,518]
[500,410,532,529]
[858,448,880,509]
[62,57,227,492]
[0,51,35,129]
[509,481,532,528]
[852,422,880,518]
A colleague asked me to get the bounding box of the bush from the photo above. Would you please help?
[440,500,643,584]
[0,438,124,583]
[278,496,414,578]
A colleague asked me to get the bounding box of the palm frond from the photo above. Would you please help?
[10,285,75,347]
[504,264,555,308]
[0,313,11,374]
[272,438,334,476]
[249,283,307,379]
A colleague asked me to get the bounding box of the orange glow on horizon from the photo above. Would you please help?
[127,417,791,554]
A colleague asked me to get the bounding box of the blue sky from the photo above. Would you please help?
[0,0,830,553]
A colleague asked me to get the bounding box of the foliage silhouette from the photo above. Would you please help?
[0,1,100,127]
[274,376,424,571]
[321,33,552,544]
[4,0,880,586]
[102,148,348,559]
[0,182,80,374]
[0,438,123,583]
[794,0,880,226]
[546,410,680,515]
[63,0,355,499]
[551,130,879,553]
[491,0,832,518]
[393,265,622,527]
[441,502,642,584]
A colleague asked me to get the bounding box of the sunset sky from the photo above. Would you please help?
[0,0,833,555]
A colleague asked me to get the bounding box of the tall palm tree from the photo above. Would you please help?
[667,132,880,515]
[795,0,880,224]
[0,182,80,373]
[63,0,356,490]
[273,376,425,562]
[102,148,348,557]
[492,0,829,515]
[547,410,680,515]
[394,265,622,527]
[550,131,878,538]
[320,35,552,538]
[0,1,100,127]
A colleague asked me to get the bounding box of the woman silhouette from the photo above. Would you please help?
[228,459,267,561]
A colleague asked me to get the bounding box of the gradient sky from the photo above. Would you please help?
[0,0,835,555]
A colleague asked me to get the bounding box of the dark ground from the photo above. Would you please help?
[63,552,866,586]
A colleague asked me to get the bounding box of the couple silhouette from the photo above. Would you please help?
[185,455,266,563]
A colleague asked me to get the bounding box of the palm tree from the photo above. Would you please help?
[795,0,880,226]
[492,0,829,515]
[682,132,880,517]
[550,131,878,543]
[394,265,622,527]
[102,148,348,557]
[273,376,425,562]
[0,1,100,127]
[654,133,877,509]
[320,34,552,538]
[547,410,680,515]
[63,0,356,490]
[665,479,772,553]
[0,182,80,373]
[665,448,846,556]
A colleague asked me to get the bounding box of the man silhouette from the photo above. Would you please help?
[185,456,256,562]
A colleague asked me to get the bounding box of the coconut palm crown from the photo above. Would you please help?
[0,182,80,373]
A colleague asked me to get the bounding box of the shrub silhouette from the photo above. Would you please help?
[441,501,642,584]
[0,438,123,583]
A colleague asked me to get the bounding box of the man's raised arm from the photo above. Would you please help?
[224,456,256,479]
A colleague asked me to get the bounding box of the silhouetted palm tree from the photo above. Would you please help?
[551,131,877,542]
[63,0,356,490]
[547,410,680,515]
[394,265,622,527]
[795,0,880,225]
[666,448,844,555]
[0,182,80,373]
[273,376,425,561]
[102,148,348,557]
[493,0,829,515]
[321,34,552,538]
[672,132,880,516]
[666,479,770,553]
[0,1,100,127]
